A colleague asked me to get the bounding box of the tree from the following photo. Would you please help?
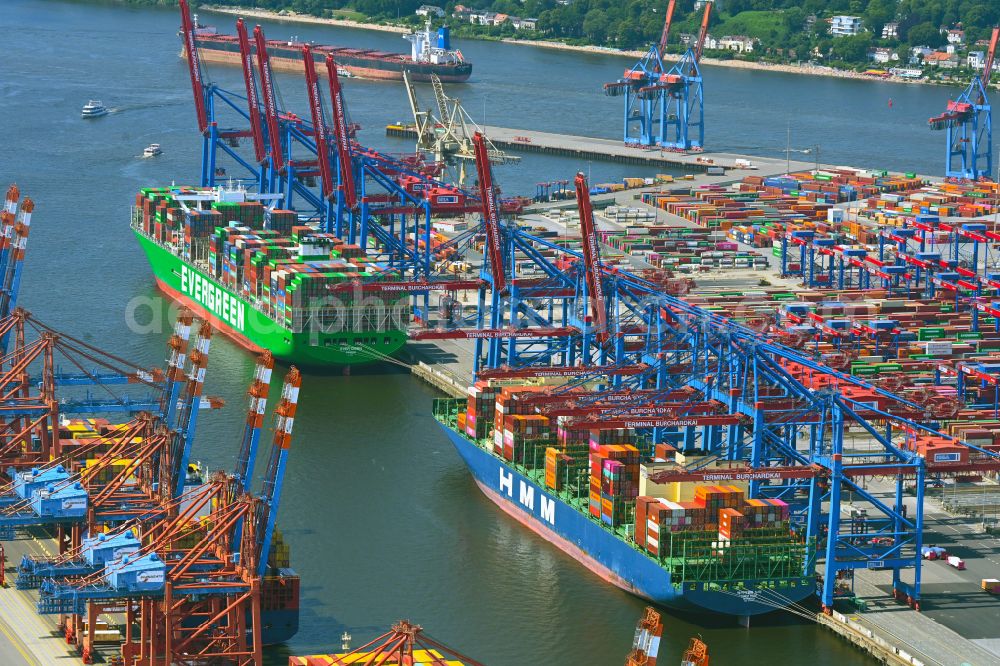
[906,21,943,48]
[863,0,897,39]
[782,7,806,35]
[582,8,610,43]
[830,32,872,62]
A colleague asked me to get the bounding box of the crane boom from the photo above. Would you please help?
[403,70,434,149]
[255,367,300,577]
[477,363,648,380]
[694,0,713,62]
[159,310,195,428]
[254,25,285,171]
[171,322,213,498]
[302,46,335,199]
[472,131,507,292]
[233,352,274,494]
[657,0,677,59]
[236,19,267,164]
[984,27,999,87]
[575,173,609,343]
[325,55,358,210]
[409,326,577,340]
[178,0,208,134]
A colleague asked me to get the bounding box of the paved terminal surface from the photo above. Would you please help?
[391,122,817,176]
[0,529,85,666]
[409,167,1000,664]
[847,496,1000,665]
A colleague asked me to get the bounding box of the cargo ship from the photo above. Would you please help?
[132,185,409,366]
[432,393,817,618]
[187,17,472,82]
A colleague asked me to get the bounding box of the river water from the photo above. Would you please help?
[0,0,949,662]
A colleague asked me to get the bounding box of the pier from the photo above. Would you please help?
[386,123,814,176]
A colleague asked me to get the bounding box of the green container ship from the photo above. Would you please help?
[133,185,409,366]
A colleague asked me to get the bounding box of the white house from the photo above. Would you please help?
[718,35,757,53]
[968,51,985,70]
[468,10,497,25]
[509,17,538,31]
[829,16,863,37]
[881,22,898,39]
[868,47,892,64]
[946,29,965,45]
[889,67,923,79]
[909,45,933,64]
[415,5,445,18]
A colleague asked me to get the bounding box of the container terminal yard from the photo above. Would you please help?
[2,0,1000,664]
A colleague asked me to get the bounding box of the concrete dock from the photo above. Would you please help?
[406,178,1000,666]
[0,530,86,666]
[387,123,814,175]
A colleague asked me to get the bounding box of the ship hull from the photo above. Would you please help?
[438,422,816,617]
[261,609,298,646]
[189,45,472,83]
[134,231,407,366]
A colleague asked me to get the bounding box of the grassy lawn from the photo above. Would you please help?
[712,10,788,42]
[329,8,367,21]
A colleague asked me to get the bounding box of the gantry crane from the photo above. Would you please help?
[403,71,518,185]
[929,26,999,180]
[604,0,712,150]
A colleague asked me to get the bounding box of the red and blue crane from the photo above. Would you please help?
[928,26,999,180]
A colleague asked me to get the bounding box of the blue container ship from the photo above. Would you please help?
[433,398,817,619]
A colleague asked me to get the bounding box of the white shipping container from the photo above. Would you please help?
[924,341,953,355]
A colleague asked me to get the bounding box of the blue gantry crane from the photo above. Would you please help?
[604,0,712,150]
[929,27,999,180]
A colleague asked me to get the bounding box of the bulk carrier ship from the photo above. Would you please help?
[187,17,472,82]
[433,391,817,618]
[132,185,409,366]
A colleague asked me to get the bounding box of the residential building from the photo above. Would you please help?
[924,51,959,68]
[946,29,965,45]
[868,47,892,64]
[889,67,923,79]
[881,22,898,40]
[829,16,863,37]
[909,45,932,64]
[468,10,497,25]
[415,5,445,18]
[718,35,757,53]
[968,51,985,70]
[678,33,694,46]
[509,17,538,31]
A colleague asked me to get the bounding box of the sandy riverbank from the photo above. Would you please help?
[199,5,410,34]
[502,38,941,85]
[199,4,937,86]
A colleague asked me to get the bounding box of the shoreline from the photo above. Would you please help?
[199,4,943,87]
[505,38,942,86]
[199,5,411,34]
